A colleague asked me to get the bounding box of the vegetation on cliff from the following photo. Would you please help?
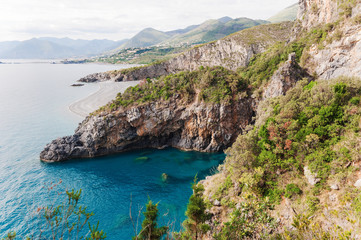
[201,76,361,238]
[133,200,168,240]
[101,18,349,113]
[105,66,248,111]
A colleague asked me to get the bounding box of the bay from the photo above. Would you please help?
[0,62,225,239]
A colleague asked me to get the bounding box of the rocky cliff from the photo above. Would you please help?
[196,0,361,239]
[40,97,254,162]
[263,52,311,99]
[297,0,340,29]
[40,0,361,237]
[302,1,361,80]
[79,22,293,83]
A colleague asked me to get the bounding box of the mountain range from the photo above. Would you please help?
[0,38,128,59]
[116,17,269,49]
[0,3,297,59]
[267,3,299,23]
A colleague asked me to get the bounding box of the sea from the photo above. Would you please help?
[0,60,225,239]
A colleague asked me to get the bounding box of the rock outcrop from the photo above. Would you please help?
[306,23,361,80]
[298,0,361,80]
[263,53,310,99]
[40,97,254,162]
[79,71,123,83]
[297,0,340,30]
[79,22,293,82]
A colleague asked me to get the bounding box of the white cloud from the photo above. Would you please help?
[0,0,297,41]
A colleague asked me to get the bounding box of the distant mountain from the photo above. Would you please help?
[268,3,299,23]
[0,38,128,59]
[166,25,200,36]
[0,15,272,59]
[118,28,171,49]
[161,17,269,46]
[218,16,233,23]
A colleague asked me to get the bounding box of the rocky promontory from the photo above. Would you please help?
[40,50,308,162]
[40,97,254,162]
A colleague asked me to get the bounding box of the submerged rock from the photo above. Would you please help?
[161,173,169,182]
[134,156,149,163]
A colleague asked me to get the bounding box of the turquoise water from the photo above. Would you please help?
[0,63,225,239]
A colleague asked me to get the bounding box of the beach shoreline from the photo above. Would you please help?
[69,80,140,117]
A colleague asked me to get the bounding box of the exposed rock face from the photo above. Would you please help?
[79,71,122,83]
[297,0,340,30]
[307,24,361,80]
[298,0,361,80]
[79,22,293,82]
[40,97,254,162]
[304,166,321,185]
[165,22,292,72]
[263,53,310,99]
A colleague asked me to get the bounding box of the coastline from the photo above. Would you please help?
[69,81,140,117]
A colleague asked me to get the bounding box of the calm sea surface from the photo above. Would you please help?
[0,62,225,239]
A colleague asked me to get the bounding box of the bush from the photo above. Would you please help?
[110,66,247,109]
[306,196,320,214]
[284,184,302,198]
[350,96,360,105]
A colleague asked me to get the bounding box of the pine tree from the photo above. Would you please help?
[135,200,168,240]
[182,177,210,240]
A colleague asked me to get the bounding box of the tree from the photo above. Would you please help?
[134,200,168,240]
[182,177,210,240]
[2,183,106,240]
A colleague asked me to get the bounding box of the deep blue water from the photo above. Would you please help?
[0,63,225,239]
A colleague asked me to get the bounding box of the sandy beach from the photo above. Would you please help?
[69,81,140,117]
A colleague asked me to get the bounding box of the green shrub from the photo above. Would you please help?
[215,196,274,239]
[350,96,360,105]
[306,196,320,214]
[110,66,247,109]
[284,184,302,198]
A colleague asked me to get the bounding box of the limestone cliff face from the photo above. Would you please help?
[165,22,292,72]
[263,53,311,99]
[79,22,293,82]
[298,0,361,80]
[308,24,361,80]
[297,0,340,29]
[40,97,254,162]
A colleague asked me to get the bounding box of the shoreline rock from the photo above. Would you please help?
[71,83,84,87]
[40,97,255,162]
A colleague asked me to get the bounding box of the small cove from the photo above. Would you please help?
[0,62,225,239]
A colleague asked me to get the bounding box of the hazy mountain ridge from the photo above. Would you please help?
[0,38,128,59]
[0,4,298,59]
[268,3,299,23]
[118,17,270,49]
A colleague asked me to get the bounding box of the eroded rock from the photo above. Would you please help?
[40,97,255,162]
[304,166,321,185]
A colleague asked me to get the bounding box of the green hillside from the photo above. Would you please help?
[268,3,299,23]
[119,28,171,49]
[162,18,269,46]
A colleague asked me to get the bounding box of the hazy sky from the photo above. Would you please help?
[0,0,297,41]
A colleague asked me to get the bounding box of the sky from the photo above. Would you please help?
[0,0,297,42]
